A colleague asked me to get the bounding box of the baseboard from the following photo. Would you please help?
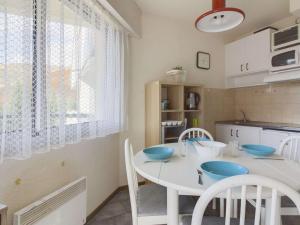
[86,188,120,223]
[118,181,146,191]
[86,181,145,223]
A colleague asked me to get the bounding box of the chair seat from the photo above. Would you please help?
[137,183,197,216]
[251,194,298,208]
[282,195,296,207]
[181,216,254,225]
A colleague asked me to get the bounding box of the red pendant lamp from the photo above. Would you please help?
[195,0,245,32]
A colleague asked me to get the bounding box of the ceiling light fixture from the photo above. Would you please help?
[195,0,245,32]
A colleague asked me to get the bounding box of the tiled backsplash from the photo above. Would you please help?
[234,82,300,124]
[203,88,236,137]
[203,82,300,136]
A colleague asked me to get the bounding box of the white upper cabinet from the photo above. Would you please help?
[225,38,245,77]
[225,29,272,78]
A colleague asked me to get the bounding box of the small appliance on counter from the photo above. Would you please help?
[161,99,169,110]
[271,24,300,51]
[186,92,200,110]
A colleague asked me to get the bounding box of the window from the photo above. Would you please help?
[0,0,127,161]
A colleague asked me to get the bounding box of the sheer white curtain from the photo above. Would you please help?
[0,0,127,162]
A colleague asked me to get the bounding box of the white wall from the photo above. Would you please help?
[119,13,225,185]
[105,0,142,37]
[0,134,120,225]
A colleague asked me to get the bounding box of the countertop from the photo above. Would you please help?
[215,120,300,133]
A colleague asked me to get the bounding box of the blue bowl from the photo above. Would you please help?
[143,146,174,160]
[200,161,249,180]
[242,144,275,156]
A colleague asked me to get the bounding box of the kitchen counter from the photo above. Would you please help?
[216,120,300,133]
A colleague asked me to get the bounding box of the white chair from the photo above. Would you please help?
[125,139,197,225]
[181,174,300,225]
[178,128,237,218]
[247,136,300,224]
[0,203,7,225]
[278,136,300,216]
[279,135,300,162]
[178,128,214,142]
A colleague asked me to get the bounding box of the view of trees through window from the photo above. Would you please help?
[0,0,99,131]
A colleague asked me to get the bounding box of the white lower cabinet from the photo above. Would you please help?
[216,124,235,143]
[216,124,300,152]
[216,124,261,145]
[260,130,289,153]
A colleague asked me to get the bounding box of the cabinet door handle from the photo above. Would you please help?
[236,129,239,138]
[240,64,243,72]
[246,63,249,70]
[230,129,233,137]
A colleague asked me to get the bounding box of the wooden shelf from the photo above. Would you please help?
[145,80,203,147]
[161,109,182,113]
[164,137,179,140]
[184,109,201,112]
[162,125,185,128]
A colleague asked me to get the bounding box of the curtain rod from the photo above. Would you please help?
[95,0,139,37]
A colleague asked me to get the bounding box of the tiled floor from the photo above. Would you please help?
[87,190,132,225]
[87,189,300,225]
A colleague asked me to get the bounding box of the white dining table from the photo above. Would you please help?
[133,143,300,225]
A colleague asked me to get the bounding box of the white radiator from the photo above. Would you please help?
[14,177,87,225]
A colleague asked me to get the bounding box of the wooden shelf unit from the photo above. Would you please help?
[161,109,182,113]
[145,81,203,147]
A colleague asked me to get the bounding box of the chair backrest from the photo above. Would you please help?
[178,128,214,142]
[279,136,300,162]
[124,139,139,225]
[191,175,300,225]
[0,203,7,225]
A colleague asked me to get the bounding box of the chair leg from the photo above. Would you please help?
[261,207,266,225]
[220,198,225,217]
[233,199,238,218]
[212,198,217,210]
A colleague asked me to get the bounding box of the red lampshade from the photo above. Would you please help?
[195,0,245,32]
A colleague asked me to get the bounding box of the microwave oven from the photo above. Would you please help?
[270,46,300,73]
[271,24,300,51]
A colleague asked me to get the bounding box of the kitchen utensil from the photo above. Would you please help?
[228,141,239,157]
[242,144,275,156]
[254,157,284,160]
[166,121,173,126]
[197,169,203,185]
[186,92,200,110]
[200,161,249,180]
[143,146,174,160]
[180,140,188,157]
[196,140,205,147]
[192,118,200,127]
[193,141,227,158]
[161,99,169,110]
[144,159,170,163]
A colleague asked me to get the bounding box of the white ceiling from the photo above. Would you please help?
[134,0,291,40]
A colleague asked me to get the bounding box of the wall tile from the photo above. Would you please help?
[204,82,300,137]
[234,82,300,124]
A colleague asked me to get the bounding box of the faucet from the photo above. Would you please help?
[240,110,248,123]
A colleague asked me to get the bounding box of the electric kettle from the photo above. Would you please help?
[186,92,200,110]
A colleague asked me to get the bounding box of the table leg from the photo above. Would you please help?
[265,196,282,225]
[167,187,179,225]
